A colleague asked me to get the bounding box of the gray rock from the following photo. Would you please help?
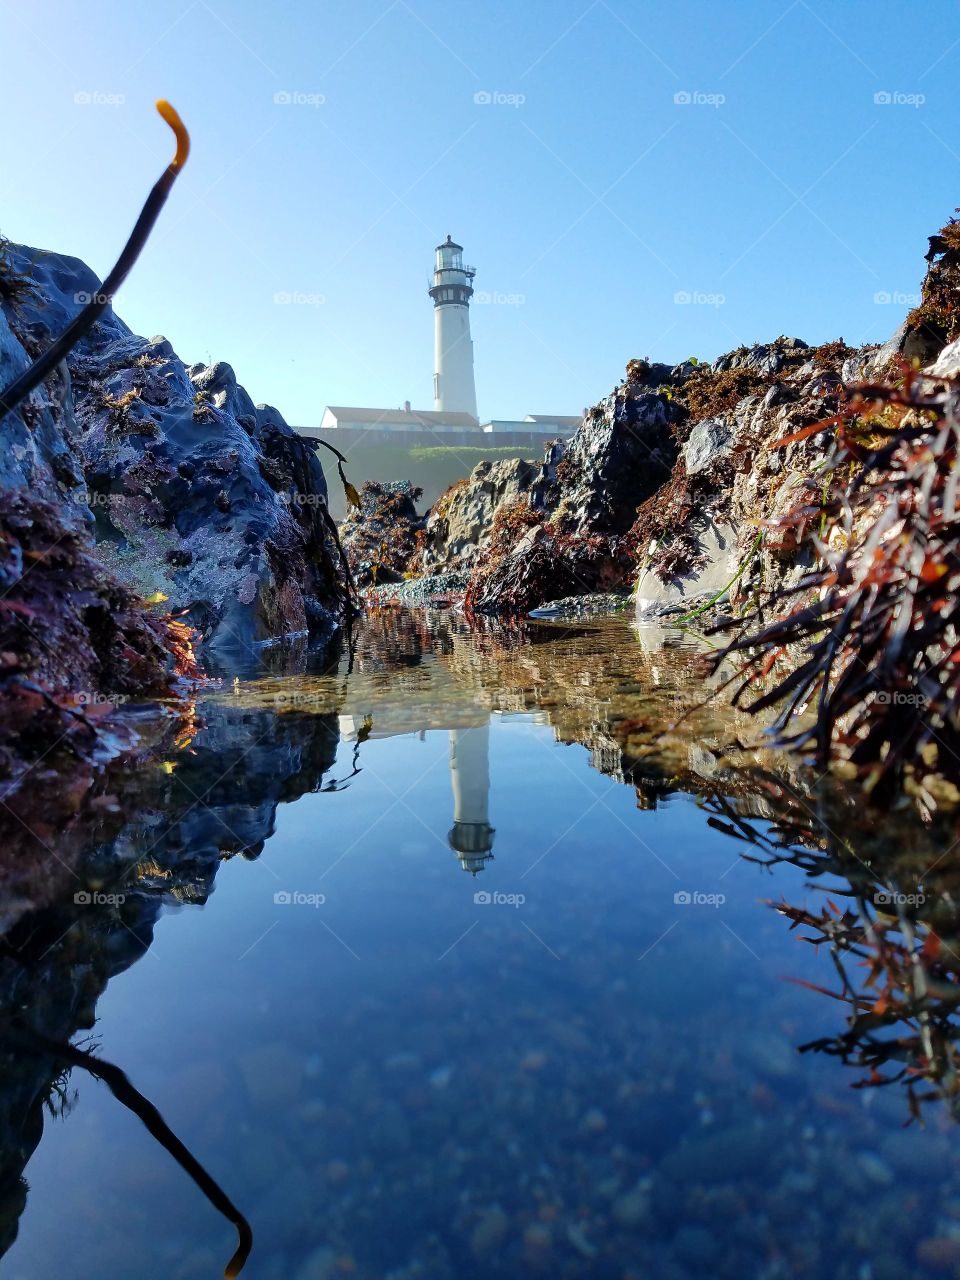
[421,456,540,573]
[635,515,741,618]
[925,334,960,379]
[4,242,345,658]
[684,416,733,475]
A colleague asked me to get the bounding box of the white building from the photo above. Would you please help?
[317,237,580,440]
[319,405,477,433]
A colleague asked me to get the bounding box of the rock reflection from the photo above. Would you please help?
[4,608,960,1272]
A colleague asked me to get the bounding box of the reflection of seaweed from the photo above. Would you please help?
[773,897,960,1123]
[44,1065,78,1121]
[4,1021,252,1277]
[703,784,960,1122]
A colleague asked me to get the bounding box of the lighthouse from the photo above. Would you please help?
[429,235,479,422]
[447,723,495,874]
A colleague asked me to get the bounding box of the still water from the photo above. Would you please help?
[3,611,959,1280]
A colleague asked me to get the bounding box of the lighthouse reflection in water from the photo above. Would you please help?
[337,715,495,875]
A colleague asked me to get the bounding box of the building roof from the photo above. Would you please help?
[523,414,583,426]
[323,406,479,428]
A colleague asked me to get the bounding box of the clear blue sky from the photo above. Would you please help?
[3,0,958,424]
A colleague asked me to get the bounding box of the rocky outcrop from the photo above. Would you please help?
[462,388,681,613]
[340,480,426,585]
[417,455,551,575]
[3,243,346,662]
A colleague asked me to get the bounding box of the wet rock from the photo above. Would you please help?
[635,515,740,619]
[238,1042,305,1106]
[469,1206,510,1256]
[465,390,680,614]
[612,1180,652,1227]
[580,1107,608,1133]
[672,1224,718,1267]
[917,1237,960,1273]
[857,1151,894,1186]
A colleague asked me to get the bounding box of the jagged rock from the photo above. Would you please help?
[551,388,679,534]
[684,416,733,476]
[4,243,346,659]
[713,337,808,375]
[340,480,425,585]
[0,252,203,777]
[463,389,680,614]
[418,456,542,574]
[925,335,960,379]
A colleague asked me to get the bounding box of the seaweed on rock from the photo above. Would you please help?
[712,362,960,803]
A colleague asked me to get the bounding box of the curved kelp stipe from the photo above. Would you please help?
[5,1020,252,1277]
[0,101,190,421]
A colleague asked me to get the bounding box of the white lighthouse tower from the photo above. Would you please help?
[430,235,479,422]
[447,722,495,874]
